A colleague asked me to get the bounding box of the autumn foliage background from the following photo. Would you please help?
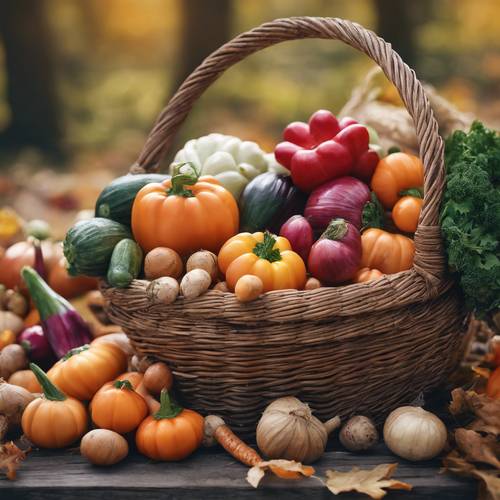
[0,0,499,237]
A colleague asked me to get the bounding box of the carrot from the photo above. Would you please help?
[204,415,261,466]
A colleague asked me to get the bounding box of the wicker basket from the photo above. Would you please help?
[102,17,467,436]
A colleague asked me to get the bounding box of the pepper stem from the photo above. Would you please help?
[153,389,183,420]
[321,219,348,240]
[114,380,133,391]
[30,363,66,401]
[252,232,282,262]
[399,187,423,198]
[168,162,200,197]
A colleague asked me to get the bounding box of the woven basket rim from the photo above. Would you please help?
[106,16,449,313]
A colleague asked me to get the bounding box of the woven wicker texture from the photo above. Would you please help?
[103,17,466,435]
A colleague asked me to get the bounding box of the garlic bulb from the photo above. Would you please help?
[256,396,340,464]
[340,415,378,451]
[383,406,447,461]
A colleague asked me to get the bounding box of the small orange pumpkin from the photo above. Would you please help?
[361,229,415,275]
[353,267,384,283]
[91,379,148,434]
[114,371,144,389]
[136,389,204,461]
[22,363,88,448]
[392,196,423,233]
[48,343,127,401]
[8,369,42,393]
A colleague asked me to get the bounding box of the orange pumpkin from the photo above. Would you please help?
[392,196,423,233]
[218,231,306,292]
[48,343,127,401]
[361,229,415,275]
[131,164,239,256]
[8,369,42,393]
[22,363,88,448]
[91,380,148,433]
[371,153,424,209]
[486,366,500,400]
[136,390,204,461]
[48,257,97,299]
[353,267,384,283]
[114,371,144,389]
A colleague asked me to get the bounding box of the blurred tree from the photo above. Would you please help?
[174,0,232,91]
[0,0,62,154]
[374,0,416,68]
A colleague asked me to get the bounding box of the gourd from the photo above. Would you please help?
[172,133,269,200]
[95,173,169,225]
[106,239,143,288]
[64,218,131,277]
[80,429,129,466]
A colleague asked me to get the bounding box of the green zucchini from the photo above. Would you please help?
[64,218,131,277]
[95,174,169,226]
[107,239,143,288]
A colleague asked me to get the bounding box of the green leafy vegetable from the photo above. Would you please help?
[441,121,500,318]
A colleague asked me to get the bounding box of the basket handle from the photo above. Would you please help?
[132,17,446,284]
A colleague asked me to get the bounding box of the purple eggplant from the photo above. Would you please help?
[21,266,92,359]
[18,325,56,369]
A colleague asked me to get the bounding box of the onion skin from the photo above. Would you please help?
[18,325,56,368]
[308,219,361,285]
[279,215,314,262]
[305,176,370,232]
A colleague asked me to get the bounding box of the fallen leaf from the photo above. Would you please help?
[324,463,412,499]
[450,389,500,430]
[0,442,29,480]
[455,429,500,469]
[246,459,314,488]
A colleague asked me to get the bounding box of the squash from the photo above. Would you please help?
[361,229,415,274]
[239,172,307,233]
[136,390,204,461]
[392,196,423,233]
[90,380,148,433]
[63,218,131,277]
[172,133,270,200]
[48,343,127,401]
[95,174,169,226]
[353,267,384,283]
[131,164,239,256]
[106,239,143,288]
[218,231,306,292]
[22,363,88,448]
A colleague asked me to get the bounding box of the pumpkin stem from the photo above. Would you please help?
[154,389,183,420]
[361,192,385,231]
[168,162,200,197]
[30,363,66,401]
[252,232,282,262]
[63,344,90,361]
[399,187,423,198]
[321,218,348,241]
[114,379,133,391]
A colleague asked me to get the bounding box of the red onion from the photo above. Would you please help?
[305,176,370,232]
[18,325,56,369]
[307,218,361,285]
[279,215,314,262]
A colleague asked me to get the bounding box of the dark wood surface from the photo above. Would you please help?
[0,444,476,499]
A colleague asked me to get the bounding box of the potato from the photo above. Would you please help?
[235,275,263,303]
[146,277,179,304]
[144,247,183,280]
[186,251,218,282]
[213,281,230,293]
[180,269,211,299]
[305,277,322,290]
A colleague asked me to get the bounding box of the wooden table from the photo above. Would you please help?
[1,444,476,499]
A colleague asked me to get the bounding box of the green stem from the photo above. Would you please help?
[361,192,385,231]
[252,231,282,262]
[321,219,348,240]
[114,380,133,391]
[154,389,183,420]
[21,266,72,320]
[399,187,423,198]
[168,162,200,197]
[30,363,66,401]
[63,345,90,361]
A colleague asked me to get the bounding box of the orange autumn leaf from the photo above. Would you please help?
[0,442,29,480]
[246,459,315,488]
[454,429,500,469]
[324,463,412,499]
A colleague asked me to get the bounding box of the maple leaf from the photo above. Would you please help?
[246,459,314,488]
[324,463,412,499]
[0,442,29,480]
[455,429,500,469]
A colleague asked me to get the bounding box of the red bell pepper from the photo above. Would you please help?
[274,110,379,192]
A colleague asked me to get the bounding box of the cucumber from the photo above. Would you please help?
[107,239,143,288]
[95,174,169,226]
[64,218,131,277]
